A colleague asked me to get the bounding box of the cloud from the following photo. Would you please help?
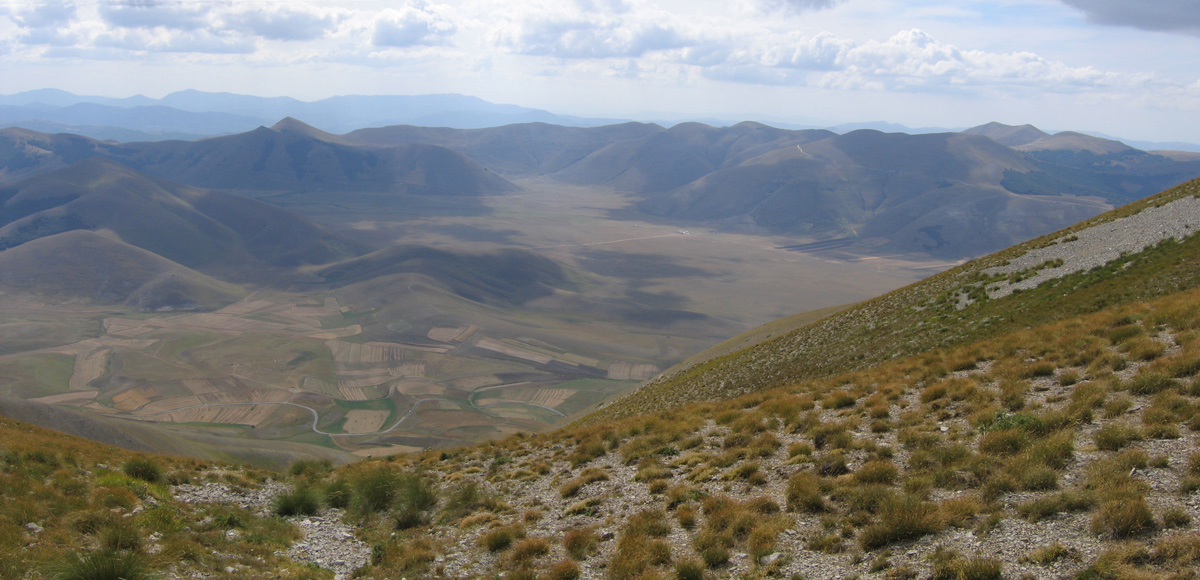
[756,0,847,15]
[492,3,691,58]
[222,6,343,42]
[12,1,76,28]
[372,2,457,47]
[98,0,210,31]
[1059,0,1200,35]
[814,29,1117,92]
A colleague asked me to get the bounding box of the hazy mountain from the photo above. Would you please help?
[0,89,625,134]
[0,103,263,136]
[0,120,520,196]
[962,122,1050,147]
[0,157,364,276]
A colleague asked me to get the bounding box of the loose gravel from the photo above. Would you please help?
[984,195,1200,298]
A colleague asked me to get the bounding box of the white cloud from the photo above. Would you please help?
[98,0,211,31]
[756,0,847,15]
[372,2,457,47]
[12,1,77,28]
[222,5,344,42]
[491,2,691,58]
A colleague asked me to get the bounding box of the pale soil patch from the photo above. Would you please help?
[181,378,222,395]
[327,341,406,364]
[388,362,426,378]
[351,445,422,457]
[102,319,155,337]
[307,325,362,340]
[475,338,554,364]
[214,299,276,316]
[165,404,276,425]
[69,348,109,389]
[137,395,202,414]
[338,385,374,401]
[112,386,158,411]
[449,375,501,390]
[606,361,659,381]
[393,381,445,396]
[301,376,339,397]
[427,327,467,343]
[342,410,389,434]
[30,390,97,405]
[336,375,391,390]
[197,388,290,405]
[477,388,571,408]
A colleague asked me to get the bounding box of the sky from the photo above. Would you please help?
[1,0,1199,142]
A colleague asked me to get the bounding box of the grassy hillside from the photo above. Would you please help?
[185,265,1200,580]
[0,230,244,310]
[589,176,1200,423]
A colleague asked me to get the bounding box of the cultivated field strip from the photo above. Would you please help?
[68,348,109,389]
[606,360,660,381]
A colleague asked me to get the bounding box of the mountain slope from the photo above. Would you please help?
[0,157,363,276]
[0,230,243,310]
[589,176,1200,421]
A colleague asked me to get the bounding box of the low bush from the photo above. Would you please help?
[53,549,153,580]
[121,458,162,484]
[273,485,321,517]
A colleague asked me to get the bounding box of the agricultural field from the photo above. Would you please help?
[0,289,672,454]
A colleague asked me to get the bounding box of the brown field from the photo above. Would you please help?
[30,390,98,405]
[112,386,158,411]
[214,299,277,316]
[475,338,554,365]
[388,362,426,378]
[69,348,109,389]
[448,375,501,390]
[393,381,445,396]
[343,410,389,434]
[306,325,362,340]
[164,404,277,426]
[338,384,382,401]
[606,361,659,380]
[426,327,466,342]
[196,388,291,405]
[181,378,222,395]
[137,395,202,414]
[327,341,409,364]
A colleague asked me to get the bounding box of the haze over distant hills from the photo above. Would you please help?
[2,117,1199,259]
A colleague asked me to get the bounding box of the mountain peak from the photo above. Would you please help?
[962,122,1049,147]
[269,116,337,139]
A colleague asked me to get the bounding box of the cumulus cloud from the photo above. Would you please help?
[98,0,211,31]
[1059,0,1200,35]
[757,0,847,15]
[815,29,1116,91]
[492,3,690,58]
[12,1,77,28]
[372,1,457,47]
[222,6,343,42]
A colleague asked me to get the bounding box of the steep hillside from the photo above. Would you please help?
[0,158,363,277]
[592,176,1200,421]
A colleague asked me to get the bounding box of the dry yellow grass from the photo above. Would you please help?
[68,348,109,389]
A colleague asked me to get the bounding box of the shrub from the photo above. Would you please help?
[54,549,152,580]
[1127,373,1175,395]
[859,495,943,551]
[1091,498,1155,538]
[674,558,705,580]
[324,478,352,509]
[288,459,332,478]
[545,559,581,580]
[121,458,162,484]
[509,537,550,565]
[786,472,824,513]
[354,465,398,513]
[273,485,321,517]
[1026,543,1072,565]
[978,429,1026,455]
[855,460,898,484]
[563,527,599,560]
[481,526,522,552]
[1094,424,1141,451]
[100,522,141,552]
[930,555,1003,580]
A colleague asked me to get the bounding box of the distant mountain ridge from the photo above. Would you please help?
[0,89,626,138]
[1,119,1199,259]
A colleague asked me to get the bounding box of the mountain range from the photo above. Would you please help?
[2,118,1199,260]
